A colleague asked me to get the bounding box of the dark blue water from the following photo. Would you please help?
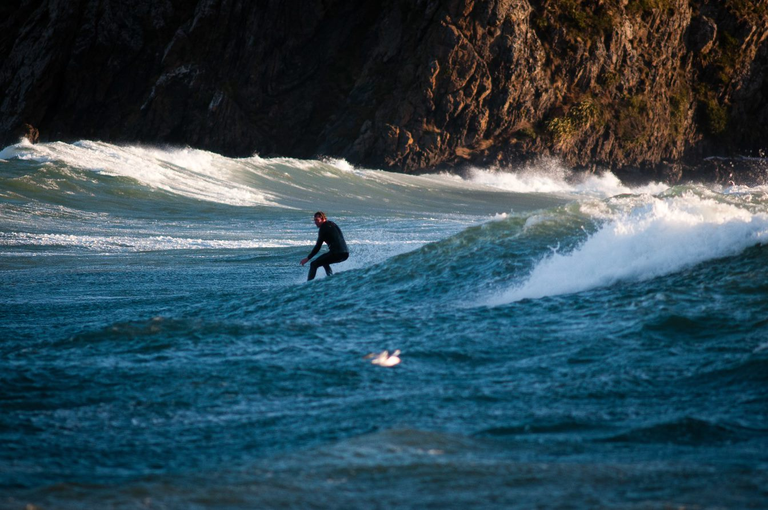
[2,141,767,509]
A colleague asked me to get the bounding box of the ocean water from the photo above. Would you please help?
[1,140,767,509]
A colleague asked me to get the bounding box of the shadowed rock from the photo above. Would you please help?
[1,0,767,183]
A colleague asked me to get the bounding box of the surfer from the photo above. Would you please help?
[300,211,349,281]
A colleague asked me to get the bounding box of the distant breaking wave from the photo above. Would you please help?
[1,140,665,212]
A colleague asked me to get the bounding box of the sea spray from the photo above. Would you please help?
[440,158,669,197]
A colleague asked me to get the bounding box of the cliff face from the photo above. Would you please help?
[2,0,767,182]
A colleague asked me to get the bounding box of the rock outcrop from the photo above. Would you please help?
[2,0,767,183]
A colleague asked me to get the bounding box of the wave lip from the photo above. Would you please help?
[489,192,768,305]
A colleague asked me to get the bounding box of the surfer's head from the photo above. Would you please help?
[313,211,326,227]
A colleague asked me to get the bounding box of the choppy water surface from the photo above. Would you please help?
[2,140,767,509]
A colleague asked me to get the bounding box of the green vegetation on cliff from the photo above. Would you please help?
[528,0,766,172]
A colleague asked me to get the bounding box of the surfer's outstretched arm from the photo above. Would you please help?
[301,233,324,266]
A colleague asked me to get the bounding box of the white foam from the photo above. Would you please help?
[1,140,285,207]
[5,140,533,211]
[430,158,667,197]
[488,193,768,304]
[322,158,357,174]
[0,232,307,252]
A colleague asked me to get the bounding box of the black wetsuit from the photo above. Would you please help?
[307,220,349,280]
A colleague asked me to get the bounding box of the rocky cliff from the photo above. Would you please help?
[2,0,767,183]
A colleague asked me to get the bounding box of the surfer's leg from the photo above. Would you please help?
[309,252,349,280]
[309,254,331,280]
[308,260,321,281]
[324,252,348,275]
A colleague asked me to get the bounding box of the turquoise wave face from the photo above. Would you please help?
[2,141,768,509]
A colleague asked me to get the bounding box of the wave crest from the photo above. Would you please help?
[488,191,768,305]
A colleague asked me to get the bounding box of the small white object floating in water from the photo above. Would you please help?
[365,349,401,367]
